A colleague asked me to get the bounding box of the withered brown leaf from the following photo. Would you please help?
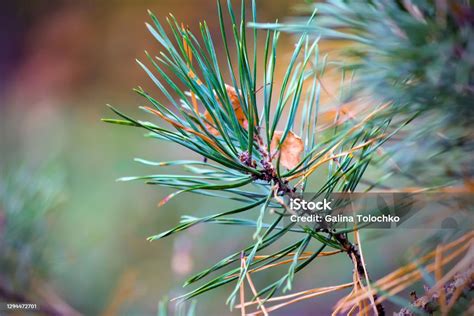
[271,131,304,170]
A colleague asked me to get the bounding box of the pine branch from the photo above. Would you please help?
[395,265,474,316]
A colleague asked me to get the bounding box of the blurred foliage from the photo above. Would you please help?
[258,0,474,125]
[324,0,472,124]
[0,163,64,293]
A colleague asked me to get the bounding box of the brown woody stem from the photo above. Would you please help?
[334,233,385,316]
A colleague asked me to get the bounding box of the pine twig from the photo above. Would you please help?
[334,233,385,315]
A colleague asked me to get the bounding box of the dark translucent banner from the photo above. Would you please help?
[283,192,473,230]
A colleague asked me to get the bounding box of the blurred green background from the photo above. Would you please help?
[0,1,440,315]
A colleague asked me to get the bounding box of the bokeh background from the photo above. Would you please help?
[0,1,449,315]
